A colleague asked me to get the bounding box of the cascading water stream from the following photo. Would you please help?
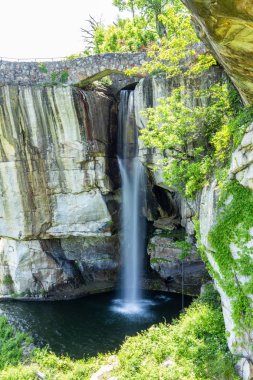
[116,90,146,313]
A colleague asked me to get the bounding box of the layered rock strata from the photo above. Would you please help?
[0,85,119,297]
[182,0,253,104]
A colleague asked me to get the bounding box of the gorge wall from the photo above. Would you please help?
[0,85,120,297]
[181,1,253,378]
[0,64,223,299]
[1,40,253,377]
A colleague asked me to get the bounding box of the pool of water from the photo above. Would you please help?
[0,291,191,358]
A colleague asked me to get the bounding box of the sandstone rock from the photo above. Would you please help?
[199,180,219,251]
[148,229,209,295]
[180,196,199,236]
[197,180,253,368]
[47,190,111,238]
[0,85,120,297]
[0,239,69,296]
[230,122,253,190]
[182,0,253,104]
[0,86,115,240]
[0,236,119,298]
[236,358,253,380]
[153,216,180,231]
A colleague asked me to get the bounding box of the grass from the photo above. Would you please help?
[0,285,239,380]
[0,317,32,371]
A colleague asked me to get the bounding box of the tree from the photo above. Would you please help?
[91,16,158,53]
[113,0,137,18]
[112,0,176,37]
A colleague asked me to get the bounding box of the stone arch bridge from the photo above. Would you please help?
[0,53,147,86]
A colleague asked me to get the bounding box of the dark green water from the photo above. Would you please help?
[0,291,191,359]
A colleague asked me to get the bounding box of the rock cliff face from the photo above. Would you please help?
[0,85,119,297]
[0,71,217,298]
[182,0,253,104]
[130,68,226,294]
[195,134,253,379]
[180,2,253,377]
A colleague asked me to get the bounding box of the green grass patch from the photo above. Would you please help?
[0,316,32,371]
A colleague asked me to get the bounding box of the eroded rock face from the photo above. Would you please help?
[131,72,225,293]
[179,2,253,375]
[0,86,116,240]
[0,236,119,297]
[0,239,69,296]
[0,85,119,297]
[230,122,253,189]
[197,179,253,377]
[182,0,253,104]
[148,228,209,295]
[0,70,223,300]
[133,66,225,186]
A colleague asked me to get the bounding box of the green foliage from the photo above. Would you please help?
[140,80,253,198]
[0,349,108,380]
[113,0,170,14]
[208,180,253,334]
[67,52,89,60]
[0,316,31,371]
[51,70,69,84]
[176,240,192,259]
[198,283,222,309]
[38,63,48,74]
[93,16,158,53]
[60,70,69,83]
[141,84,236,197]
[0,289,238,380]
[2,275,13,286]
[113,0,176,37]
[126,3,216,78]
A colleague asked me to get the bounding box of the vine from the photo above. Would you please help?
[207,181,253,334]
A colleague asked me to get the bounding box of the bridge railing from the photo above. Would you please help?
[0,57,68,62]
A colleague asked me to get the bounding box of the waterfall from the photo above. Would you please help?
[117,90,146,313]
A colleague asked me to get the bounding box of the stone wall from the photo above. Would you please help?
[0,53,146,86]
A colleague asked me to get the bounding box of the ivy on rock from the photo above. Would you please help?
[208,180,253,334]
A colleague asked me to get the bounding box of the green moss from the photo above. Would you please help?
[38,63,48,74]
[175,240,192,259]
[150,257,170,264]
[2,275,13,286]
[155,228,186,241]
[207,180,253,333]
[148,242,156,251]
[51,70,69,84]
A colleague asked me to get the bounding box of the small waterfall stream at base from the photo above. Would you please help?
[115,90,146,314]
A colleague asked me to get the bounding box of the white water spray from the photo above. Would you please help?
[117,90,146,313]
